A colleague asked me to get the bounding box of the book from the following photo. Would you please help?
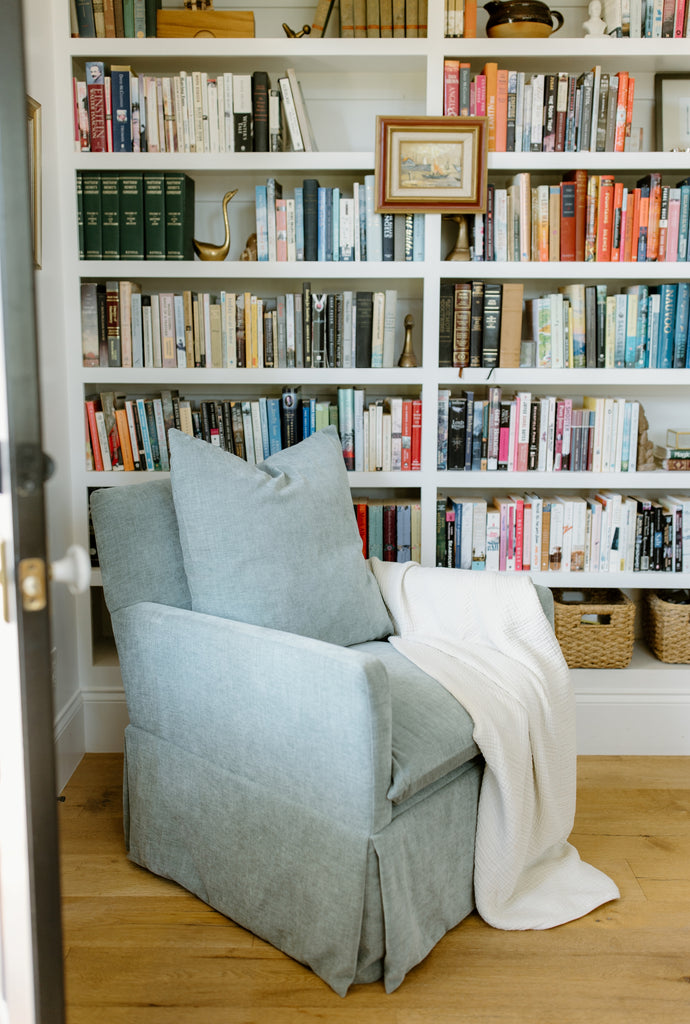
[286,69,317,152]
[164,173,195,260]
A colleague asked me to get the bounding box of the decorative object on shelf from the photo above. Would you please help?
[26,95,41,270]
[483,0,564,37]
[398,315,418,367]
[583,0,607,35]
[156,0,255,37]
[444,214,471,261]
[654,74,690,152]
[240,233,257,261]
[282,22,311,37]
[193,189,238,262]
[375,115,488,215]
[635,406,656,471]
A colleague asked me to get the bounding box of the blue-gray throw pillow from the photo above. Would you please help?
[168,426,392,646]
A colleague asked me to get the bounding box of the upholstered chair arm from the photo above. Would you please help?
[112,602,394,833]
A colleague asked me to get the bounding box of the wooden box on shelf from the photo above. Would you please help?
[551,588,636,669]
[644,591,690,664]
[156,9,255,37]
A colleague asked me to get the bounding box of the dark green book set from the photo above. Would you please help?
[77,170,196,260]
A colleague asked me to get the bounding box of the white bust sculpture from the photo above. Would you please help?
[583,0,607,35]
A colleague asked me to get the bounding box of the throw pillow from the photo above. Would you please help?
[168,426,392,646]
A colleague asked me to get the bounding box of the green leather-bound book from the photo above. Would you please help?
[100,171,120,260]
[143,172,166,260]
[82,171,102,260]
[165,173,195,260]
[118,172,144,259]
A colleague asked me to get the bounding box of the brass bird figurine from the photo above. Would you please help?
[193,189,238,261]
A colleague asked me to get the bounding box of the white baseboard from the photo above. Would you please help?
[78,688,690,757]
[82,688,130,753]
[575,694,690,755]
[54,691,85,792]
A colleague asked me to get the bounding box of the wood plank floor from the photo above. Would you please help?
[59,754,690,1024]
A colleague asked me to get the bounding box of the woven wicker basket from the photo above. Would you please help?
[551,588,636,669]
[644,592,690,664]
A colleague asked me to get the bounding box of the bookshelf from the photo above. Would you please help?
[56,2,690,754]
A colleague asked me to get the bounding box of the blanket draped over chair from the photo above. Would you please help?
[369,558,620,930]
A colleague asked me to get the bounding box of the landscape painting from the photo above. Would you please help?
[375,115,488,214]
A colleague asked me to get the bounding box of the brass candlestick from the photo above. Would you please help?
[445,214,471,261]
[398,314,418,367]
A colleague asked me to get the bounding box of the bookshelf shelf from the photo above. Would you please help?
[58,2,690,744]
[81,366,427,386]
[74,152,377,172]
[79,260,425,279]
[439,470,690,488]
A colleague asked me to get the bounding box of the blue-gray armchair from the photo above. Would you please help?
[90,426,554,996]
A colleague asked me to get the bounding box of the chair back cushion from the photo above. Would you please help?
[168,426,393,646]
[91,480,192,614]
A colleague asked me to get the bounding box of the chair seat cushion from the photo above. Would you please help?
[168,426,393,647]
[352,640,480,804]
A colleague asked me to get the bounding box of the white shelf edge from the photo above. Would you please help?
[80,367,426,385]
[73,151,376,172]
[438,471,690,487]
[439,261,690,280]
[78,259,425,279]
[452,368,690,387]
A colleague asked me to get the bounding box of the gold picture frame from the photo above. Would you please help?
[27,95,41,270]
[375,115,488,215]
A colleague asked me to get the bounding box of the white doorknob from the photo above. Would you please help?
[50,544,91,595]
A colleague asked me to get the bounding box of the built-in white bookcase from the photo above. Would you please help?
[56,2,690,753]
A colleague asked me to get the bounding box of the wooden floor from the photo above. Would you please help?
[59,754,690,1024]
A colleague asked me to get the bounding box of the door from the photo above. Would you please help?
[0,2,65,1023]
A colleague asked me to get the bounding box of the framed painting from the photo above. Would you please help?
[655,74,690,152]
[27,95,41,270]
[375,115,488,215]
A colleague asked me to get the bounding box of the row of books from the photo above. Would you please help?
[353,500,422,563]
[524,283,690,370]
[80,281,403,370]
[436,491,690,574]
[439,280,523,369]
[437,388,641,473]
[468,171,690,264]
[443,63,635,154]
[603,0,690,36]
[78,171,195,261]
[84,387,422,473]
[317,0,429,37]
[76,63,315,155]
[255,176,423,263]
[72,0,160,38]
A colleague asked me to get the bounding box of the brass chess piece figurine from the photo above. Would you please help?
[282,22,311,36]
[193,189,238,261]
[398,314,418,367]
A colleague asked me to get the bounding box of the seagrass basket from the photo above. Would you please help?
[644,591,690,664]
[551,588,636,669]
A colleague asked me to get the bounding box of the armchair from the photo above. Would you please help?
[91,426,555,996]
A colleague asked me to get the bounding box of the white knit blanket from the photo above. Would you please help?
[369,558,620,930]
